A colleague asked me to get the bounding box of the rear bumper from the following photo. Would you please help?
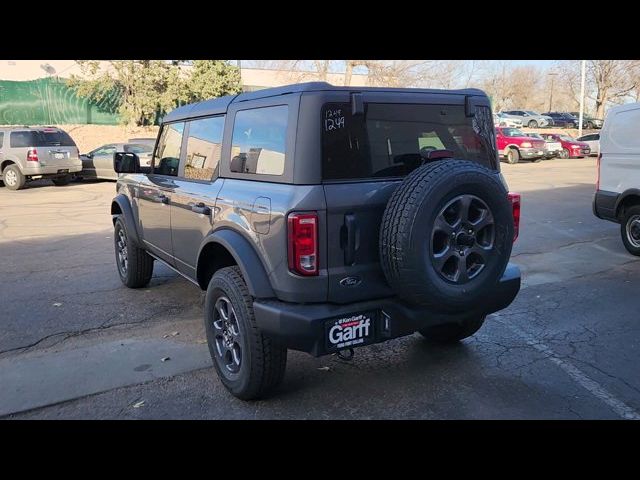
[593,189,619,222]
[253,263,521,357]
[22,161,82,176]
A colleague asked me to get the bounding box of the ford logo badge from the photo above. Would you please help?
[339,276,362,287]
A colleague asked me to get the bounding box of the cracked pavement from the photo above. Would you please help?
[2,159,640,419]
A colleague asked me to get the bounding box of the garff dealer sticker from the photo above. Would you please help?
[327,314,372,350]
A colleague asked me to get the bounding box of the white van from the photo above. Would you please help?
[593,102,640,255]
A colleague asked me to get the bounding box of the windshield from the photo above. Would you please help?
[321,102,495,180]
[524,111,538,115]
[527,133,543,139]
[501,128,525,137]
[559,135,575,142]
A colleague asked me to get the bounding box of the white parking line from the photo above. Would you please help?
[500,320,640,420]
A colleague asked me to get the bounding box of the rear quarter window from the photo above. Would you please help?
[230,105,287,176]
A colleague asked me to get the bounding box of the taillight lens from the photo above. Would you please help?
[596,153,602,191]
[508,192,521,243]
[287,212,318,276]
[27,148,39,162]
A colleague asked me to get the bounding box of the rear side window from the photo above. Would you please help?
[10,130,76,148]
[184,116,224,181]
[10,131,37,148]
[322,103,494,181]
[230,105,287,176]
[153,122,185,176]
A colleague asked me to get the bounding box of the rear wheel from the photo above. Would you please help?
[587,121,594,129]
[52,175,72,186]
[3,164,25,190]
[419,315,486,343]
[506,148,520,164]
[204,266,287,400]
[114,217,154,288]
[621,205,640,256]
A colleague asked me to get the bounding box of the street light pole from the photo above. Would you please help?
[548,72,558,112]
[578,60,586,137]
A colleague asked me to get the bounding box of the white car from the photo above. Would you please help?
[593,103,640,255]
[577,133,600,156]
[494,113,523,128]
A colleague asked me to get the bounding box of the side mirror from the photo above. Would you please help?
[113,152,140,174]
[85,152,93,159]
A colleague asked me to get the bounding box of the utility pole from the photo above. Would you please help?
[578,60,586,137]
[548,72,559,112]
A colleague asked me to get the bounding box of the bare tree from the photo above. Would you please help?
[589,60,640,117]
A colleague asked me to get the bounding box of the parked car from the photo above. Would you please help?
[523,132,562,159]
[0,126,81,190]
[576,133,600,156]
[128,137,157,147]
[541,112,579,129]
[593,102,640,255]
[494,113,523,128]
[110,82,522,400]
[496,127,546,164]
[79,143,153,180]
[539,133,590,158]
[569,113,604,129]
[500,110,553,128]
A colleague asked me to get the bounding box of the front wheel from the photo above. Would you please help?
[204,266,287,400]
[419,315,487,343]
[114,217,154,288]
[506,148,520,164]
[528,120,538,128]
[560,148,570,159]
[621,205,640,256]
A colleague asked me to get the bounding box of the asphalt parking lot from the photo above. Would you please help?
[2,157,640,419]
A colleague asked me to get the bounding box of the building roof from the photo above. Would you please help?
[162,82,487,123]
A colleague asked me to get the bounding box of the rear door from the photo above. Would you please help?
[169,116,225,279]
[321,95,497,304]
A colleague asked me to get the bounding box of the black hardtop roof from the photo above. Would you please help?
[162,82,487,123]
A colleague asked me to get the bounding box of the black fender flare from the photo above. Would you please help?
[615,188,640,216]
[197,229,275,299]
[111,194,141,246]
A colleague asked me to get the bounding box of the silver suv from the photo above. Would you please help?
[111,83,522,400]
[0,126,81,190]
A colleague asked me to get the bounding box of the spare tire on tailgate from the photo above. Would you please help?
[380,159,514,313]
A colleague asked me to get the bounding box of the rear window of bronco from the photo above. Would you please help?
[321,103,495,181]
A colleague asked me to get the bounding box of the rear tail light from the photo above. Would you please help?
[596,153,602,190]
[27,148,39,162]
[508,192,521,243]
[287,212,318,276]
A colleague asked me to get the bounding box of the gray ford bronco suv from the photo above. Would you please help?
[111,82,522,400]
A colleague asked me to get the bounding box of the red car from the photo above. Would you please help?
[495,127,546,164]
[540,133,590,158]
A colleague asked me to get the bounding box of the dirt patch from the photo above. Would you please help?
[59,124,160,153]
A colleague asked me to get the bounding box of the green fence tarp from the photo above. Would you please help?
[0,77,121,125]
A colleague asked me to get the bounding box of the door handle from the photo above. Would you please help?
[191,202,211,215]
[343,213,358,266]
[153,193,169,204]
